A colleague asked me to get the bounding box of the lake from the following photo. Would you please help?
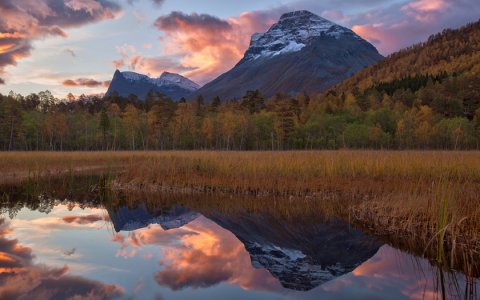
[0,177,477,299]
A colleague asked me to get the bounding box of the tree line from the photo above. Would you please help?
[1,74,480,151]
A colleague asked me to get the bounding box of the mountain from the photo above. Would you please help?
[193,10,383,101]
[107,204,199,232]
[207,212,381,291]
[334,19,480,94]
[106,70,200,100]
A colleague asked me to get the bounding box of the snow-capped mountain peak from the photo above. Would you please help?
[244,10,362,61]
[155,72,201,92]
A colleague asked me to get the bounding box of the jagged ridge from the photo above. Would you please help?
[106,70,200,100]
[244,10,361,61]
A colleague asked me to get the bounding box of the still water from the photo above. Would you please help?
[0,178,477,299]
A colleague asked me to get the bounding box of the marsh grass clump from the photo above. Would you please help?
[117,151,480,194]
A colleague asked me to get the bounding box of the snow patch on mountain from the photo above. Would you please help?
[246,241,344,291]
[122,71,149,82]
[120,71,200,92]
[245,10,363,61]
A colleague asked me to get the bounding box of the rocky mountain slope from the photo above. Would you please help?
[193,10,383,101]
[106,70,200,100]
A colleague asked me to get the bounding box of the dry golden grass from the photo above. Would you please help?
[0,151,134,184]
[2,150,480,184]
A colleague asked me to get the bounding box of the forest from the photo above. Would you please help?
[0,20,479,151]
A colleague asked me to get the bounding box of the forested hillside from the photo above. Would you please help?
[336,20,480,92]
[0,20,479,151]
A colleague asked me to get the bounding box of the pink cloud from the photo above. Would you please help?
[0,218,124,299]
[112,59,125,69]
[350,0,479,55]
[152,10,280,84]
[110,217,283,292]
[401,0,450,22]
[62,78,111,88]
[0,0,121,83]
[62,213,109,224]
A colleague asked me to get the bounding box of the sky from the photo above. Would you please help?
[0,0,479,98]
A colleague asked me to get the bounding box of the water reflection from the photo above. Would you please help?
[107,204,199,232]
[0,179,477,299]
[206,212,381,291]
[0,217,123,299]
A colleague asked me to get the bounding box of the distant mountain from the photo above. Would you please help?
[106,70,200,100]
[107,204,199,232]
[193,10,383,101]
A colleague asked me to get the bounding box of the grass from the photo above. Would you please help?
[0,150,479,274]
[117,151,480,193]
[0,151,132,184]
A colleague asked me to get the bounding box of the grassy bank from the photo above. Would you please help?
[0,152,132,184]
[118,151,480,192]
[2,151,480,183]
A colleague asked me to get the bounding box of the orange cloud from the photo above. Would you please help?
[401,0,449,22]
[109,217,282,292]
[349,245,473,300]
[152,10,280,84]
[62,213,109,224]
[0,218,124,299]
[62,78,111,88]
[129,55,141,70]
[0,0,121,83]
[112,58,125,69]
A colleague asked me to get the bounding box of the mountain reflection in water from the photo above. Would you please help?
[0,181,477,299]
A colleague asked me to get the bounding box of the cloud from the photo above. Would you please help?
[153,218,283,292]
[152,0,166,7]
[129,55,141,70]
[152,10,280,84]
[112,51,195,78]
[65,0,104,15]
[349,0,480,54]
[111,43,136,70]
[136,57,195,76]
[125,0,165,7]
[62,79,78,87]
[112,59,125,69]
[64,48,76,57]
[0,0,121,83]
[132,9,148,23]
[0,218,124,299]
[62,78,111,88]
[62,214,109,224]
